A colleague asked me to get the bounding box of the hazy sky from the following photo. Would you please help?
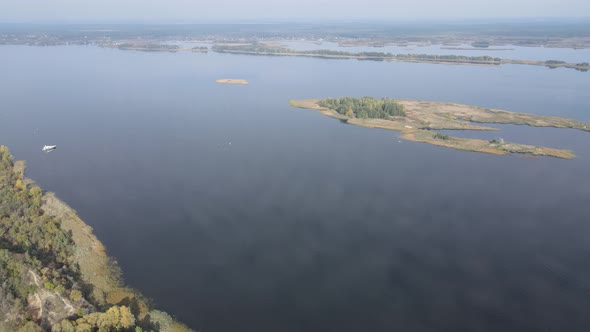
[1,0,589,23]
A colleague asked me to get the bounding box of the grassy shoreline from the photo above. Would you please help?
[0,147,193,332]
[42,192,193,331]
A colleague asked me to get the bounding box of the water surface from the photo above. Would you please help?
[1,45,590,332]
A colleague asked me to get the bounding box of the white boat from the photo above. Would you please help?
[42,145,57,152]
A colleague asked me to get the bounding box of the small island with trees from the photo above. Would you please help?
[289,97,590,159]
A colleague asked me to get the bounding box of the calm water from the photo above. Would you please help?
[1,45,590,332]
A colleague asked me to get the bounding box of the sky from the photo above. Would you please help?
[0,0,589,23]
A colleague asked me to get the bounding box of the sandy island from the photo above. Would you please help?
[289,99,590,159]
[216,79,249,85]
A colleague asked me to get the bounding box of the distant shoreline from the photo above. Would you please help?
[212,45,589,72]
[440,47,515,51]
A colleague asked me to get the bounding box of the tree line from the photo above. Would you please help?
[212,43,503,64]
[318,97,406,119]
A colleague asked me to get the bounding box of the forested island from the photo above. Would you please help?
[0,146,192,332]
[110,42,590,71]
[289,97,590,159]
[213,43,590,71]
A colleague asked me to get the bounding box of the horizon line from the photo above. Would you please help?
[1,16,590,25]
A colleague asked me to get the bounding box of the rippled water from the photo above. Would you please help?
[1,45,590,332]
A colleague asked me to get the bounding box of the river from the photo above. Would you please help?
[1,45,589,332]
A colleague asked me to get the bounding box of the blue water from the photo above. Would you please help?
[1,45,590,332]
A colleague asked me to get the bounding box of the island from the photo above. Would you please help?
[289,97,590,159]
[0,146,193,331]
[212,43,590,72]
[216,79,249,85]
[117,43,208,53]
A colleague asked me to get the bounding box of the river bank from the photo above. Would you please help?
[0,146,193,332]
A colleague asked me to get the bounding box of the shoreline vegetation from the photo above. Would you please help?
[0,146,192,332]
[3,22,590,50]
[117,43,208,53]
[110,41,589,72]
[8,33,585,71]
[216,78,249,85]
[211,43,590,71]
[440,47,516,51]
[289,98,590,159]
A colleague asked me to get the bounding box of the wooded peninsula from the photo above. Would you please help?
[289,97,590,159]
[0,146,192,332]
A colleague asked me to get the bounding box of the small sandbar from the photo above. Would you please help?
[216,79,249,85]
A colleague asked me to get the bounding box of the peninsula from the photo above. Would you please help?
[213,44,590,72]
[0,146,193,332]
[117,43,208,53]
[216,78,249,85]
[289,97,590,159]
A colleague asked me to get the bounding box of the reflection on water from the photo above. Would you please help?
[0,45,589,332]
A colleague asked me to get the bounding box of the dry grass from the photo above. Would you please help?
[289,99,580,159]
[404,130,574,159]
[42,193,118,304]
[12,160,26,177]
[147,311,194,332]
[41,192,195,331]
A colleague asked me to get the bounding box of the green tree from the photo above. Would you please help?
[74,322,92,332]
[120,306,136,329]
[52,320,76,332]
[69,289,82,302]
[18,321,43,332]
[319,97,405,119]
